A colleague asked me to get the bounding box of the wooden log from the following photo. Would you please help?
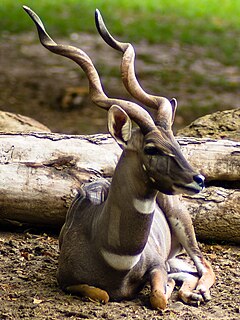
[0,133,120,226]
[0,132,239,243]
[177,137,239,181]
[182,188,240,243]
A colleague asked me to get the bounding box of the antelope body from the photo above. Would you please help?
[24,6,215,309]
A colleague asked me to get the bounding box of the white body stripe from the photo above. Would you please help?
[133,198,156,214]
[101,248,141,271]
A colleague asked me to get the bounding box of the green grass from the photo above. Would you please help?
[1,0,240,65]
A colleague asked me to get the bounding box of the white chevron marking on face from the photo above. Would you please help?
[101,248,141,271]
[133,198,155,214]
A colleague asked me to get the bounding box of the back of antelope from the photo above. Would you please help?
[24,6,215,309]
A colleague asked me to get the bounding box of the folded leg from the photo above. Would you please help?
[149,268,175,309]
[169,272,202,305]
[66,283,109,303]
[168,257,207,305]
[158,194,215,301]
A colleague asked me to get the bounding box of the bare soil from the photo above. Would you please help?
[0,33,240,319]
[0,228,239,320]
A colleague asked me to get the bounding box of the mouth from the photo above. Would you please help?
[173,181,204,195]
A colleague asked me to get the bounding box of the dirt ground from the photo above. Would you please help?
[0,32,239,319]
[0,228,239,320]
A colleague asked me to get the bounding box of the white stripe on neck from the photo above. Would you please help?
[101,248,141,271]
[133,198,155,214]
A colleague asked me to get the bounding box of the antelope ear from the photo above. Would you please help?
[108,105,132,147]
[170,98,177,124]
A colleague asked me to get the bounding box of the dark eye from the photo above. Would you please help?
[144,146,164,156]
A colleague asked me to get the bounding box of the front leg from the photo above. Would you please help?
[157,194,215,301]
[149,268,175,310]
[66,284,109,303]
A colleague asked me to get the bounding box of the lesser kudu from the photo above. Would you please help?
[24,6,215,309]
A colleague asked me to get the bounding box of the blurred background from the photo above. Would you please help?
[1,0,240,134]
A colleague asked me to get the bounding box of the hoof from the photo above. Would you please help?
[179,289,204,306]
[196,284,212,302]
[150,290,167,310]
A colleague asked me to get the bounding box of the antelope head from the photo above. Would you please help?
[24,6,204,196]
[95,10,205,195]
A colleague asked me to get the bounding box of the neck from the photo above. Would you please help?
[96,149,157,268]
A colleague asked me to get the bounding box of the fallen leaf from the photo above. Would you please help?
[33,298,43,304]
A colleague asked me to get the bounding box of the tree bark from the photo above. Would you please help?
[0,132,239,243]
[0,132,120,226]
[183,188,240,243]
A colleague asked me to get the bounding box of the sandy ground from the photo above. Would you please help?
[0,228,239,320]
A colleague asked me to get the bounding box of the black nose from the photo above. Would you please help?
[193,174,205,188]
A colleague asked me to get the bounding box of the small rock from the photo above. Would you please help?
[171,301,184,310]
[177,108,240,141]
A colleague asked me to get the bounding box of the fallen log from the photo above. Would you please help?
[0,133,120,226]
[183,188,240,243]
[0,132,239,243]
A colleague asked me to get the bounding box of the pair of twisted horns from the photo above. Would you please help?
[23,6,176,133]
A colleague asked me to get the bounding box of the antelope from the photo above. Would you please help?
[24,6,215,309]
